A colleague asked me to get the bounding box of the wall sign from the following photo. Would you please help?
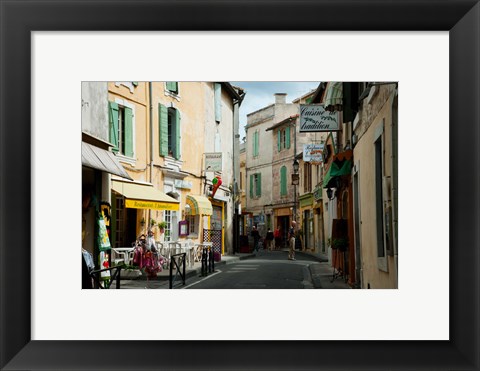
[299,104,340,132]
[205,152,222,172]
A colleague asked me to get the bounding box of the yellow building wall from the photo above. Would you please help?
[354,93,397,289]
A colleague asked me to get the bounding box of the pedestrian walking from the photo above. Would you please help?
[251,226,260,252]
[273,226,281,250]
[288,221,296,260]
[265,228,274,251]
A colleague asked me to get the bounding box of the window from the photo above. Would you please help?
[304,163,312,193]
[240,172,243,190]
[109,102,134,157]
[249,173,261,198]
[252,131,259,157]
[280,166,287,196]
[159,104,181,159]
[166,82,178,95]
[163,211,172,242]
[277,127,291,152]
[374,122,388,272]
[186,215,198,235]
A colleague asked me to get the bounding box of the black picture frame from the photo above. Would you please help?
[1,1,479,370]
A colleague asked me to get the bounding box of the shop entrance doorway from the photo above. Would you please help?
[276,215,290,249]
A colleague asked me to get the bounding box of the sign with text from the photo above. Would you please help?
[299,104,340,132]
[205,152,222,172]
[303,143,324,163]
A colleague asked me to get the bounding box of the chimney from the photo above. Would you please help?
[274,93,287,104]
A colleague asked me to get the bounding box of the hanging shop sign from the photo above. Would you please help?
[205,152,223,172]
[303,143,324,163]
[299,104,340,132]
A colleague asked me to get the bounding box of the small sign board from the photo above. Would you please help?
[300,104,340,132]
[205,152,222,172]
[303,143,324,163]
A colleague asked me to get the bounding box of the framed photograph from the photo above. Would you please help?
[1,1,479,370]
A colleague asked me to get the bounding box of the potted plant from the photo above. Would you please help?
[140,217,146,227]
[158,221,167,234]
[331,237,349,251]
[149,218,156,227]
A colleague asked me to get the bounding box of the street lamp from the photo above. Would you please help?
[293,159,299,173]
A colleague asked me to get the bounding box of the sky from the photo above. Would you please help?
[231,82,320,141]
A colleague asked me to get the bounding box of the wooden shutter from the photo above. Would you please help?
[255,131,259,156]
[257,173,262,196]
[250,175,254,198]
[286,126,291,149]
[108,102,119,153]
[166,82,178,93]
[175,109,181,160]
[124,107,134,157]
[277,130,281,152]
[158,103,168,156]
[214,83,222,123]
[252,132,256,157]
[281,166,287,196]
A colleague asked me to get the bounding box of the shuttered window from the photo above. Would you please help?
[109,102,119,152]
[159,103,168,156]
[166,82,178,94]
[249,173,261,198]
[280,166,287,196]
[250,174,254,198]
[285,126,291,149]
[159,104,181,160]
[256,173,262,196]
[277,130,281,152]
[252,131,259,157]
[109,101,133,158]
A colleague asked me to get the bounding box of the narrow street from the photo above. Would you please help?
[183,249,318,289]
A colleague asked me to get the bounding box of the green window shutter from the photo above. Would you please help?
[286,127,291,149]
[252,132,256,157]
[277,130,281,152]
[257,173,262,196]
[281,166,287,196]
[124,107,134,157]
[250,175,254,198]
[166,82,178,93]
[158,103,168,156]
[214,83,222,123]
[255,131,259,156]
[175,109,181,160]
[108,102,119,153]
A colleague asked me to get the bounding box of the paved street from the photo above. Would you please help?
[117,249,350,289]
[184,249,316,289]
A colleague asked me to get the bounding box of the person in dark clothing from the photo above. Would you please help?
[251,226,260,252]
[273,226,281,250]
[265,229,274,251]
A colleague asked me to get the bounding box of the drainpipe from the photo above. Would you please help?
[148,82,153,228]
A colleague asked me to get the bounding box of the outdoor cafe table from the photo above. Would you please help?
[111,247,135,266]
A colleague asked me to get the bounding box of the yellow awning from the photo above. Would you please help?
[186,195,213,216]
[112,180,179,211]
